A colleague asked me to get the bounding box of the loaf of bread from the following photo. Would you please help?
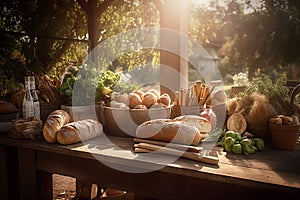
[43,110,70,143]
[57,119,103,145]
[173,115,212,133]
[135,119,201,145]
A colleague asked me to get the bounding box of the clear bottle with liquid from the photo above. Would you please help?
[22,77,34,119]
[29,76,40,120]
[200,100,216,130]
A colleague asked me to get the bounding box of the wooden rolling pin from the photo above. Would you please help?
[134,142,219,165]
[133,138,203,153]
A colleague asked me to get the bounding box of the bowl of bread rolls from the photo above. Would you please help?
[100,89,172,137]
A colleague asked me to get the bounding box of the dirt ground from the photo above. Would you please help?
[53,174,76,200]
[52,174,135,200]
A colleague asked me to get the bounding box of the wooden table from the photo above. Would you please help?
[0,133,300,200]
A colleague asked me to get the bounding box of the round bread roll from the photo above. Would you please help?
[57,119,103,145]
[142,92,157,108]
[136,119,201,145]
[128,93,143,109]
[174,115,212,133]
[0,101,17,113]
[147,89,160,99]
[43,110,70,143]
[133,90,144,100]
[157,93,171,106]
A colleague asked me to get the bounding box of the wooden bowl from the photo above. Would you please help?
[99,106,172,138]
[0,111,19,122]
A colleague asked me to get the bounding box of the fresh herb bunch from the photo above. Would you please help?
[95,71,121,103]
[114,80,139,94]
[60,63,139,106]
[59,62,98,105]
[242,73,289,102]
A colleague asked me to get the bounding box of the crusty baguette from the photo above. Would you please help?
[173,115,212,133]
[57,119,103,145]
[43,110,70,143]
[135,119,201,145]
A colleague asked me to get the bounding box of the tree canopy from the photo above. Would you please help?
[0,0,159,98]
[1,0,300,98]
[189,0,300,79]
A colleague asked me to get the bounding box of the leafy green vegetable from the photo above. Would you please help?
[240,138,252,146]
[224,137,235,153]
[240,138,257,155]
[59,62,139,105]
[224,130,242,141]
[253,138,265,151]
[232,143,242,154]
[202,128,223,142]
[221,130,264,155]
[225,131,236,139]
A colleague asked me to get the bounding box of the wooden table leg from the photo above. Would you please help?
[75,179,98,200]
[18,147,37,200]
[36,170,53,200]
[0,145,19,200]
[18,147,52,200]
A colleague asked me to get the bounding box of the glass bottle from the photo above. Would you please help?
[22,77,34,119]
[200,100,216,130]
[29,76,41,120]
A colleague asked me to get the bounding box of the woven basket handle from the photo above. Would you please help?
[289,84,300,115]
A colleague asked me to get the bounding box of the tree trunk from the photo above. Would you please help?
[45,41,72,73]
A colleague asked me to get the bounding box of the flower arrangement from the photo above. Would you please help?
[232,72,249,87]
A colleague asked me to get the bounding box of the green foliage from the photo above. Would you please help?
[190,0,300,79]
[3,0,300,100]
[0,0,159,99]
[243,73,289,101]
[59,62,138,106]
[59,62,98,105]
[97,0,160,72]
[0,0,87,99]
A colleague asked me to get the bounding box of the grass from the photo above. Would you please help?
[224,84,232,95]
